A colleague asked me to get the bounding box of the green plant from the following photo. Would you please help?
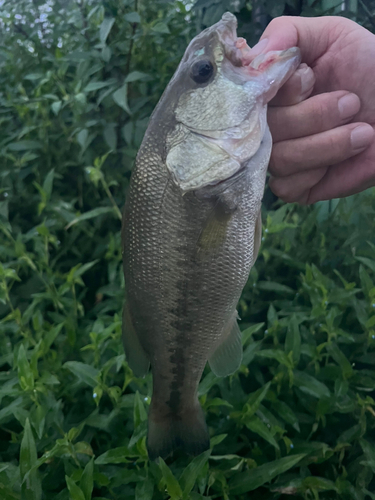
[0,1,374,499]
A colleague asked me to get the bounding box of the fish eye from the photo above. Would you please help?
[191,60,214,84]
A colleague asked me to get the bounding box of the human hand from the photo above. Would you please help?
[252,16,375,204]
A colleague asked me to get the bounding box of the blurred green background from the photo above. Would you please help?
[1,0,375,499]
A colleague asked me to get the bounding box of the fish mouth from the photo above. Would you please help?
[215,12,300,79]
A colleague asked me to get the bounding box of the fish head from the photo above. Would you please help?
[158,12,301,192]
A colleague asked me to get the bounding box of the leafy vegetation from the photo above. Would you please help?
[0,0,374,499]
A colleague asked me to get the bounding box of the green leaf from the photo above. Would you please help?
[359,438,375,471]
[242,340,262,366]
[0,397,24,424]
[257,281,294,294]
[8,141,42,151]
[125,71,149,83]
[365,315,375,328]
[133,391,148,428]
[245,415,279,450]
[17,345,34,391]
[158,458,183,500]
[129,420,147,448]
[256,349,293,368]
[210,434,227,447]
[66,475,86,500]
[112,84,132,114]
[285,315,301,366]
[272,400,300,432]
[42,169,54,201]
[124,12,141,23]
[80,458,94,500]
[63,361,99,387]
[20,419,42,500]
[103,123,117,150]
[51,101,62,115]
[338,424,362,444]
[244,382,271,416]
[204,397,232,409]
[99,18,115,43]
[293,370,330,398]
[24,73,44,80]
[67,260,99,281]
[77,129,88,149]
[241,323,264,345]
[136,476,154,500]
[151,22,170,34]
[65,207,115,229]
[355,256,375,273]
[84,81,113,92]
[229,454,306,494]
[302,476,338,492]
[29,404,46,440]
[359,265,373,295]
[327,343,353,379]
[179,450,211,499]
[95,446,133,464]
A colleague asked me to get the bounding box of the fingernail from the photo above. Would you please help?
[249,38,269,56]
[350,124,374,150]
[300,66,315,95]
[338,93,360,120]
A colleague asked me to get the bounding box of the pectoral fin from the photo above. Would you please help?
[208,313,242,377]
[197,196,236,257]
[122,301,150,378]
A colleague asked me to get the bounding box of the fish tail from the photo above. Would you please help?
[147,400,210,460]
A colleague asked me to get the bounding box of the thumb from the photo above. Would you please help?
[250,16,345,66]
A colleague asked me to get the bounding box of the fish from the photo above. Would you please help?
[122,12,300,460]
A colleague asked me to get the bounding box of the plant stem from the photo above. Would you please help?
[101,178,122,221]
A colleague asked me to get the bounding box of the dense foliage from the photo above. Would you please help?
[0,0,374,499]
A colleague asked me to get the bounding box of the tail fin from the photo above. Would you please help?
[147,401,210,460]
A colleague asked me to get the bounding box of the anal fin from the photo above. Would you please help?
[122,301,150,378]
[208,313,242,377]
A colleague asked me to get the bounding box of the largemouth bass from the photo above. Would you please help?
[122,12,300,460]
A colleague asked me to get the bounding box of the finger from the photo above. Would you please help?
[269,167,328,203]
[269,64,315,106]
[268,91,360,143]
[269,123,374,177]
[307,134,375,203]
[249,16,357,66]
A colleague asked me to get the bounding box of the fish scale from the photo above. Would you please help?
[122,12,300,460]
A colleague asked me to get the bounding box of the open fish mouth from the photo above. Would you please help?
[215,12,300,82]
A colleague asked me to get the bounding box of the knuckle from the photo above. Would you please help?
[311,98,328,131]
[266,17,286,31]
[269,178,296,202]
[326,133,344,160]
[269,146,292,176]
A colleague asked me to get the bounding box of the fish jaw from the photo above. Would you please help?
[246,47,301,103]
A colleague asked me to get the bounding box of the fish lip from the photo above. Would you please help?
[250,47,301,71]
[216,13,300,74]
[215,13,244,67]
[217,12,238,43]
